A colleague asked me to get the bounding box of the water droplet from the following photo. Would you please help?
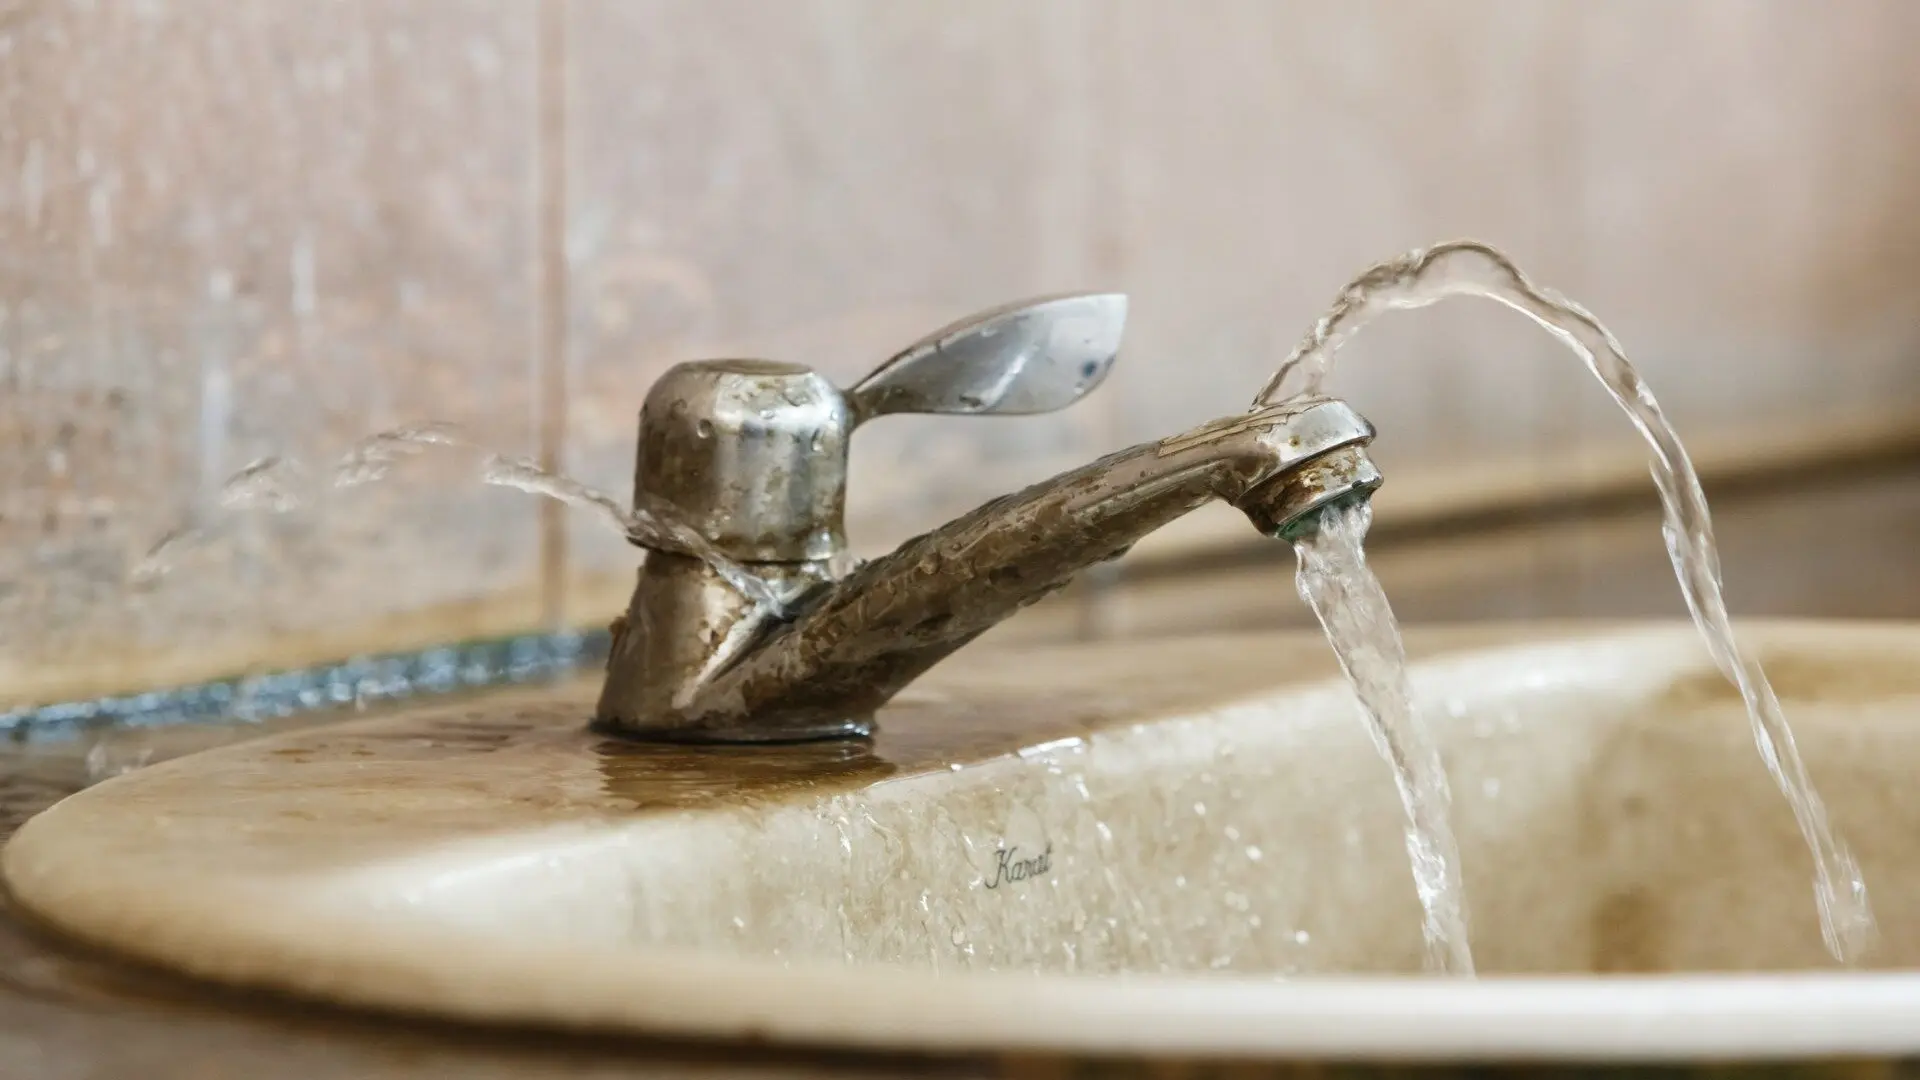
[334,423,467,488]
[1293,929,1311,946]
[84,740,154,781]
[220,456,306,512]
[950,929,966,946]
[1192,801,1207,817]
[1244,845,1263,862]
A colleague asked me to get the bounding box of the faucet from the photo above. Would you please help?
[595,294,1382,742]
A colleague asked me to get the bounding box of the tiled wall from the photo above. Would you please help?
[4,0,1920,703]
[1,1,551,703]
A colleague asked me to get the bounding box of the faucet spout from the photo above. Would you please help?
[595,393,1380,742]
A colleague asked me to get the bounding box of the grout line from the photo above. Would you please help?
[534,0,572,630]
[1069,0,1124,634]
[0,630,612,743]
[1517,2,1592,619]
[1555,1,1598,617]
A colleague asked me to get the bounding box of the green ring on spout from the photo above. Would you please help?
[1236,444,1384,542]
[1274,488,1375,543]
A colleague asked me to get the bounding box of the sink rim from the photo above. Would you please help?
[10,618,1920,1061]
[19,878,1920,1062]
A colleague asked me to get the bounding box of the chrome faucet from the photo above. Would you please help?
[595,294,1382,742]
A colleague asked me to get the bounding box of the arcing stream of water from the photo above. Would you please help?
[1267,239,1875,966]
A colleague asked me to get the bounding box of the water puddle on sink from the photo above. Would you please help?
[131,425,784,612]
[1291,498,1472,975]
[1267,239,1876,965]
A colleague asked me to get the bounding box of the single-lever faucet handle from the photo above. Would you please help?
[601,293,1130,741]
[848,293,1126,424]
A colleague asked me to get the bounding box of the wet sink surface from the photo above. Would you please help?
[8,621,1920,1060]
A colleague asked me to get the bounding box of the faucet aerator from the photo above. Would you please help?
[1239,445,1384,542]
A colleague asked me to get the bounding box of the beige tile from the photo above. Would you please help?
[1096,0,1920,491]
[0,1,546,702]
[561,0,1116,617]
[1553,0,1920,605]
[1566,0,1920,444]
[1097,0,1585,467]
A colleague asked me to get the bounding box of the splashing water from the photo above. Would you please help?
[1264,239,1874,963]
[1293,499,1472,975]
[133,426,783,614]
[333,422,468,489]
[475,453,645,538]
[129,456,314,586]
[218,455,308,511]
[478,455,783,611]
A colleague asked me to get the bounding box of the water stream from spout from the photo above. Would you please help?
[1265,239,1874,964]
[1292,498,1472,975]
[132,426,784,612]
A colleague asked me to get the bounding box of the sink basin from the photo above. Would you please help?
[9,620,1920,1062]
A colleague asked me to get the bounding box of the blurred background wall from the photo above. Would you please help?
[4,0,1919,704]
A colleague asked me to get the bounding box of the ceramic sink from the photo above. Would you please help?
[8,620,1920,1062]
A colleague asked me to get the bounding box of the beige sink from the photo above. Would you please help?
[8,620,1920,1062]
